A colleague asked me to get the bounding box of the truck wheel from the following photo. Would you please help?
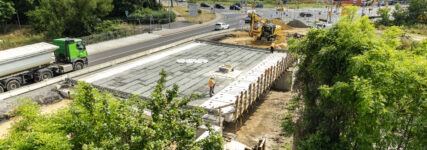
[6,80,20,91]
[74,62,84,71]
[0,86,4,93]
[40,71,53,81]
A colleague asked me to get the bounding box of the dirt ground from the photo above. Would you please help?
[219,28,309,50]
[227,91,294,149]
[0,99,72,139]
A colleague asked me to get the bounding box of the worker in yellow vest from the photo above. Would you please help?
[208,77,216,97]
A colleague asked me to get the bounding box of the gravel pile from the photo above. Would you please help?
[287,19,310,28]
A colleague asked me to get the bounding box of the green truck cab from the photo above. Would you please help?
[53,38,88,71]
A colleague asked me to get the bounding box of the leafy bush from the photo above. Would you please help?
[0,70,224,149]
[128,8,176,24]
[92,20,120,34]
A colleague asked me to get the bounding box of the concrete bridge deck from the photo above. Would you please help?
[76,42,272,98]
[73,41,292,124]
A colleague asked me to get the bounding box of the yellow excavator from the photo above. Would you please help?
[249,11,282,42]
[249,12,266,38]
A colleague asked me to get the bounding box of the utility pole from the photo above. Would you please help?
[170,0,173,7]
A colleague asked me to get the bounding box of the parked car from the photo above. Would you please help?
[314,23,332,28]
[200,2,210,7]
[215,22,229,30]
[215,4,225,9]
[230,5,241,10]
[299,12,313,17]
[234,2,242,7]
[178,0,186,2]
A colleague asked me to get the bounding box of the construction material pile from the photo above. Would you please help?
[269,19,293,30]
[287,19,310,28]
[220,31,278,49]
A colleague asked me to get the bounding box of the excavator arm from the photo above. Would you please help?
[249,12,266,38]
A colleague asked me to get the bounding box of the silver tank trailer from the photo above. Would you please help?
[0,42,59,77]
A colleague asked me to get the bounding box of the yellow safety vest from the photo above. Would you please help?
[208,79,216,87]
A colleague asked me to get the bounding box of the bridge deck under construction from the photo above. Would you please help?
[77,42,270,97]
[75,41,291,123]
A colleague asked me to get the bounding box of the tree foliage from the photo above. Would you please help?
[0,1,15,24]
[0,70,223,149]
[127,8,176,24]
[288,13,427,149]
[378,7,391,25]
[27,0,113,37]
[408,0,427,24]
[109,0,162,18]
[5,0,38,24]
[392,3,407,26]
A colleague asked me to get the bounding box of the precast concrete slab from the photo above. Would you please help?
[197,53,288,122]
[76,42,272,99]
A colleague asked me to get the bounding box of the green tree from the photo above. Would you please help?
[408,0,427,23]
[0,1,15,32]
[0,70,223,149]
[288,15,376,149]
[287,13,427,149]
[27,0,113,37]
[109,0,161,18]
[5,0,38,24]
[392,3,407,25]
[348,41,427,149]
[378,7,391,25]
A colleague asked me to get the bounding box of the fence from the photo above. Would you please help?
[223,53,296,131]
[80,24,162,45]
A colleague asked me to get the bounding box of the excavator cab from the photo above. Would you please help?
[261,23,281,41]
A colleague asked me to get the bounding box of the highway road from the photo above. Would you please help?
[90,12,244,65]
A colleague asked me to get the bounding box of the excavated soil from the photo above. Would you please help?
[219,28,309,50]
[225,91,294,149]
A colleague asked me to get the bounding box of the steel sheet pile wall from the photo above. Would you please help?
[200,53,289,123]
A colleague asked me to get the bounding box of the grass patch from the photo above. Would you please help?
[0,26,47,50]
[378,24,427,36]
[0,22,140,50]
[404,24,427,35]
[173,6,216,23]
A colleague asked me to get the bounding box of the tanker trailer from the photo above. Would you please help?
[0,38,88,93]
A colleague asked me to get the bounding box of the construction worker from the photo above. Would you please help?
[208,77,216,97]
[270,43,275,53]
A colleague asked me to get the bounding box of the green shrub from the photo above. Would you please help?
[92,20,120,34]
[128,8,176,24]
